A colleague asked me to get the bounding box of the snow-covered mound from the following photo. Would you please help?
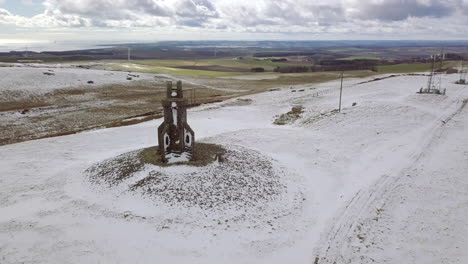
[86,144,297,211]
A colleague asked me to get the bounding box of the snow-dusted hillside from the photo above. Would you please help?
[0,66,157,93]
[0,73,467,264]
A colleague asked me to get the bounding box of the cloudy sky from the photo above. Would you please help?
[1,0,468,44]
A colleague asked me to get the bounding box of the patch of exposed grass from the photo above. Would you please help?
[269,70,375,86]
[274,105,304,125]
[87,143,227,187]
[139,143,226,167]
[230,58,311,70]
[99,58,314,76]
[376,61,457,74]
[136,58,254,69]
[51,88,89,96]
[86,151,145,186]
[97,61,242,77]
[377,63,433,73]
[0,100,50,112]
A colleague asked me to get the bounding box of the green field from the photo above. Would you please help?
[91,57,315,77]
[377,63,432,73]
[376,62,456,73]
[133,58,307,71]
[95,60,239,77]
[339,56,380,61]
[80,57,460,78]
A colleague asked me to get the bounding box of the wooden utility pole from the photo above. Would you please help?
[339,71,344,112]
[460,60,464,81]
[192,87,196,105]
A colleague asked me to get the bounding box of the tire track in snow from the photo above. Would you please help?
[314,91,468,264]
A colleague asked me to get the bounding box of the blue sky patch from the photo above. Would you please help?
[1,0,44,17]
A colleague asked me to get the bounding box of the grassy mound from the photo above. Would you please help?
[139,143,226,167]
[86,143,226,187]
[85,144,288,210]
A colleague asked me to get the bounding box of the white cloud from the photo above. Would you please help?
[0,0,467,40]
[348,0,460,21]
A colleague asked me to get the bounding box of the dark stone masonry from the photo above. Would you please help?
[157,81,195,163]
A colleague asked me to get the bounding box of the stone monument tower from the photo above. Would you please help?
[158,81,195,163]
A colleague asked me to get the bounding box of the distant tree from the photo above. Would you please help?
[251,67,265,72]
[271,58,288,62]
[274,66,310,73]
[445,53,464,61]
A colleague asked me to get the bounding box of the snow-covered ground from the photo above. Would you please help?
[0,73,467,263]
[0,66,157,93]
[317,96,468,264]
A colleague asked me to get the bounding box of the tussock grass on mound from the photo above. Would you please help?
[139,143,226,167]
[86,144,288,210]
[86,143,226,187]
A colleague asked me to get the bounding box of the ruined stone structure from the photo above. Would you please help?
[158,81,195,163]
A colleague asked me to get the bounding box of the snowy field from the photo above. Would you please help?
[0,73,467,263]
[0,65,158,93]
